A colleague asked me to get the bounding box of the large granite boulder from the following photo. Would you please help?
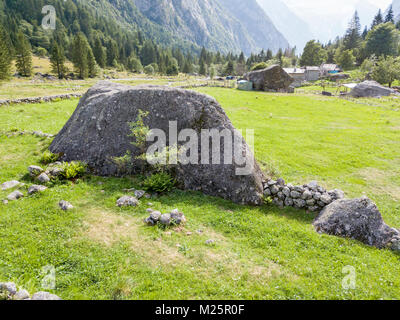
[50,82,264,205]
[244,65,294,92]
[350,81,396,98]
[313,197,400,249]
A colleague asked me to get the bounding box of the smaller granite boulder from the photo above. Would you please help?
[307,181,319,190]
[293,198,306,209]
[170,209,186,225]
[159,214,172,226]
[144,217,156,226]
[48,167,63,177]
[13,289,30,300]
[150,211,162,222]
[313,197,400,249]
[28,185,47,195]
[0,282,17,296]
[1,180,20,191]
[59,200,74,211]
[350,81,396,98]
[7,191,24,201]
[290,191,301,199]
[31,291,62,300]
[270,185,279,195]
[134,190,146,199]
[116,196,139,207]
[28,165,44,177]
[329,189,345,200]
[37,173,50,183]
[320,194,332,204]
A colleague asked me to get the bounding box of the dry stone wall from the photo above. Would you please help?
[0,93,82,107]
[263,179,345,212]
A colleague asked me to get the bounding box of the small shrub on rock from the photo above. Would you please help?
[251,62,269,71]
[59,161,87,180]
[40,151,60,165]
[142,172,176,193]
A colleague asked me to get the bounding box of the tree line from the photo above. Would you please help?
[298,7,400,86]
[0,0,302,80]
[9,0,398,82]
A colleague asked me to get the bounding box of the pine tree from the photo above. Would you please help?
[182,60,193,74]
[50,42,67,79]
[238,52,245,64]
[199,47,207,64]
[0,24,12,80]
[362,26,368,39]
[224,60,234,76]
[199,59,207,76]
[140,40,156,67]
[276,48,283,66]
[15,31,32,77]
[106,39,119,67]
[93,36,106,68]
[385,5,395,23]
[72,33,89,79]
[343,11,362,50]
[266,49,273,61]
[371,10,384,29]
[209,64,216,79]
[87,47,98,78]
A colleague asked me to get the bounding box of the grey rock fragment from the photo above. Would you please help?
[116,196,138,207]
[1,180,20,191]
[7,191,24,201]
[59,200,73,211]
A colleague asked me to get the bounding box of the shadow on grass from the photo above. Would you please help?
[81,174,317,224]
[265,206,317,224]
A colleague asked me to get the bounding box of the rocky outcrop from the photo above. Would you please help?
[350,81,396,98]
[50,82,264,205]
[244,65,294,92]
[313,197,400,249]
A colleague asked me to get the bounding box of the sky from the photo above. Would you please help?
[282,0,394,43]
[283,0,391,15]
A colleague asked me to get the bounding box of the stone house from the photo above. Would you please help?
[304,66,320,81]
[283,68,305,87]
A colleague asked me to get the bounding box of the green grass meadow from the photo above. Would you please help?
[1,87,400,300]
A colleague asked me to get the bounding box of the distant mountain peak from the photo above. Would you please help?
[131,0,288,54]
[256,0,314,52]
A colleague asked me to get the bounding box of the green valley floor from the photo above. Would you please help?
[0,88,400,299]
